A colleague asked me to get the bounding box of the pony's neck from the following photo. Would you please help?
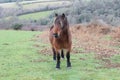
[60,27,69,38]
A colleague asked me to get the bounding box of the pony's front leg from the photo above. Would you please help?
[66,51,71,67]
[61,49,64,59]
[52,48,56,60]
[56,52,60,69]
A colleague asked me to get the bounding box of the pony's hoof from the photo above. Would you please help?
[67,67,71,69]
[61,58,64,60]
[68,65,71,67]
[53,59,56,61]
[56,65,60,69]
[67,63,71,67]
[67,65,71,67]
[53,57,56,60]
[67,65,71,69]
[56,67,60,70]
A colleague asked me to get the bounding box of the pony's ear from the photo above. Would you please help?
[62,13,65,18]
[55,13,58,17]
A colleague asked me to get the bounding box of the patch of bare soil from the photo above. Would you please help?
[104,62,120,68]
[38,48,52,56]
[33,30,49,43]
[32,59,51,63]
[111,27,120,42]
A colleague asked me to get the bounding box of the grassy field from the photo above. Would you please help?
[19,11,53,20]
[0,11,53,21]
[0,30,120,80]
[22,1,71,9]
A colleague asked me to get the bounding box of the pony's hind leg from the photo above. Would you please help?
[61,49,64,59]
[56,52,60,69]
[52,48,56,60]
[66,51,71,67]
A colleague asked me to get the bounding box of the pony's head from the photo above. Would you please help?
[53,13,68,38]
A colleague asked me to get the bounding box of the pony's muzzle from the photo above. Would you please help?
[53,33,59,38]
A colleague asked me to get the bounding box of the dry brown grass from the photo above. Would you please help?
[71,23,120,59]
[111,27,120,42]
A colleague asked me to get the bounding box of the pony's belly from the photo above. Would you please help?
[54,42,71,50]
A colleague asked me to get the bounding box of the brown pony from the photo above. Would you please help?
[49,13,72,69]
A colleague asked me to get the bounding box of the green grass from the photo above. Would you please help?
[102,35,112,41]
[1,10,52,21]
[19,11,53,20]
[0,30,120,80]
